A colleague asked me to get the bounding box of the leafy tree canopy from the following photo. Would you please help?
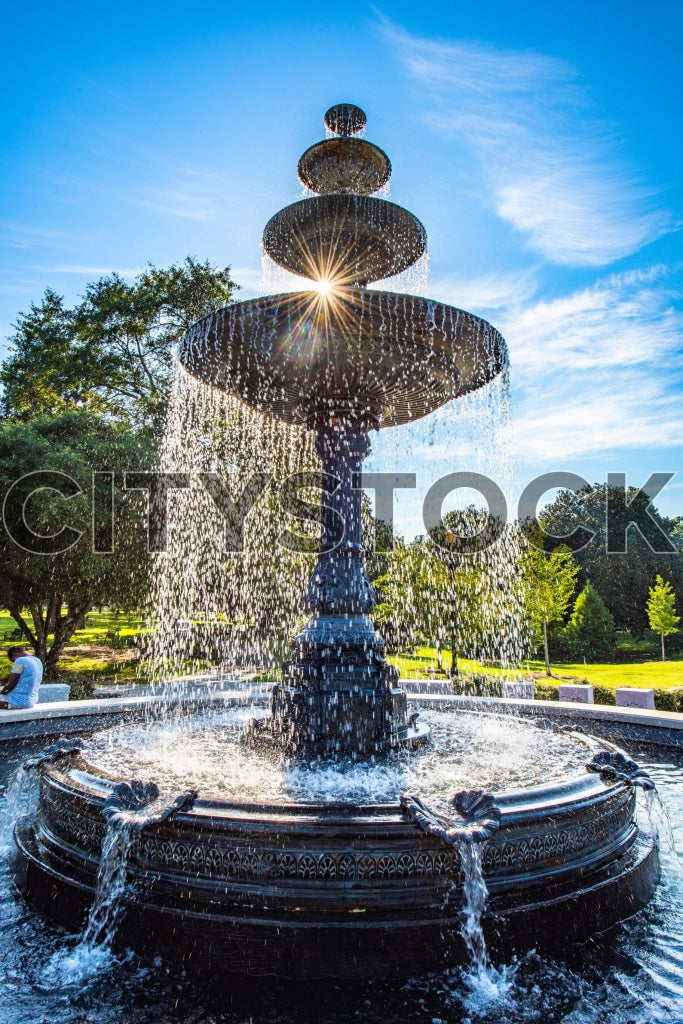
[1,258,238,430]
[646,574,681,661]
[539,483,682,637]
[0,412,154,675]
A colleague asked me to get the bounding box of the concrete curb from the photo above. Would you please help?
[2,686,683,748]
[409,693,683,748]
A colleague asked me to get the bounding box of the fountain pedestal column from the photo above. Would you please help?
[251,414,426,759]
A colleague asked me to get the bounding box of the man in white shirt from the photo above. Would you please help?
[0,646,44,709]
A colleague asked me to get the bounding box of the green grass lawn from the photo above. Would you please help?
[0,609,148,683]
[2,609,681,694]
[387,645,683,691]
[387,647,506,679]
[524,658,683,690]
[0,609,228,687]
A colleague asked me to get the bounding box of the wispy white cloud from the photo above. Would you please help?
[427,268,539,313]
[130,185,215,221]
[42,135,224,222]
[31,264,143,277]
[0,221,69,250]
[382,22,672,266]
[512,375,683,461]
[367,261,682,490]
[504,264,683,460]
[502,264,682,374]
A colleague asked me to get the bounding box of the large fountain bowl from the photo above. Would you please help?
[179,289,507,428]
[14,747,658,979]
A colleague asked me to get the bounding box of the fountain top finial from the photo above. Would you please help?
[324,103,367,137]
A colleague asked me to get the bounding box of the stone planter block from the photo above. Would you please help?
[616,688,655,710]
[37,684,71,704]
[404,680,453,695]
[559,684,594,704]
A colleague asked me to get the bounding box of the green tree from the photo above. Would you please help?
[646,574,681,661]
[565,581,616,661]
[1,258,237,429]
[373,538,441,655]
[523,543,580,676]
[428,512,490,678]
[0,412,153,676]
[670,518,683,552]
[540,483,683,638]
[373,508,527,676]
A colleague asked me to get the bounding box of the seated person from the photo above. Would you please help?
[0,645,44,710]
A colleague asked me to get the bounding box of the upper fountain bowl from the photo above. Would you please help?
[323,102,367,136]
[298,138,391,195]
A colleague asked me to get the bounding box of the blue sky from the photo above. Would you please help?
[2,1,682,532]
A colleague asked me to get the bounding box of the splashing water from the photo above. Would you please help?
[42,783,196,988]
[82,706,588,809]
[366,367,530,678]
[0,766,39,856]
[458,841,515,1009]
[145,368,317,682]
[43,821,133,987]
[645,787,683,874]
[459,841,490,971]
[81,823,134,949]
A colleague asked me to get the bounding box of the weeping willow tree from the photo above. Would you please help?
[374,507,529,675]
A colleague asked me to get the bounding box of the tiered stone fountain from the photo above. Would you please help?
[182,102,505,759]
[13,105,659,980]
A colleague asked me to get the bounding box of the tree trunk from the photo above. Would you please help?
[449,609,459,678]
[8,607,38,653]
[449,566,459,678]
[42,601,95,680]
[29,602,49,665]
[543,618,552,676]
[68,604,87,630]
[662,631,666,662]
[435,639,443,671]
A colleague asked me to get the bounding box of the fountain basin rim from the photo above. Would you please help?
[42,754,628,822]
[3,692,683,748]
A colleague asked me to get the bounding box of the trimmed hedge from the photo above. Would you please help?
[64,674,95,701]
[452,673,503,698]
[593,684,617,706]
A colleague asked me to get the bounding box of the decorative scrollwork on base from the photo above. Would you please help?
[586,751,654,791]
[400,789,501,846]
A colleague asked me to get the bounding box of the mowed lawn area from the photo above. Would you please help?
[388,646,683,691]
[1,613,681,694]
[0,609,146,683]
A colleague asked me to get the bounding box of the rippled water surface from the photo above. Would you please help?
[2,722,683,1024]
[81,706,589,810]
